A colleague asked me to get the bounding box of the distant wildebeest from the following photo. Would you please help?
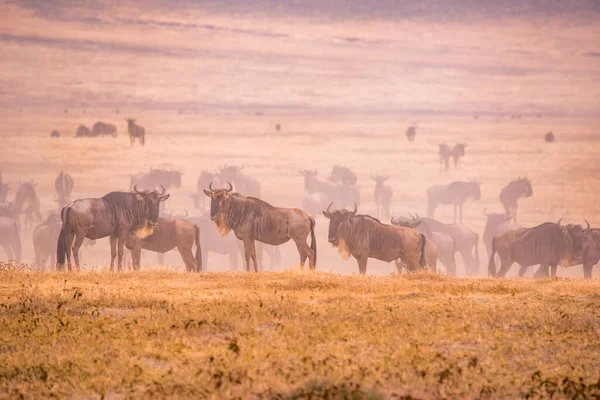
[427,181,481,223]
[57,186,170,271]
[451,143,467,169]
[191,170,220,209]
[0,216,21,263]
[438,144,452,172]
[126,118,145,146]
[392,214,456,275]
[130,169,182,192]
[55,171,74,209]
[323,203,427,274]
[406,126,416,142]
[50,130,60,138]
[559,221,600,279]
[422,217,479,276]
[33,211,62,270]
[328,165,358,186]
[499,177,533,222]
[371,175,392,220]
[488,220,584,278]
[75,125,92,137]
[204,183,316,272]
[299,169,359,210]
[218,165,261,198]
[14,181,42,233]
[0,174,8,202]
[482,208,519,261]
[275,123,281,131]
[299,169,337,196]
[124,217,201,272]
[92,121,117,137]
[545,131,555,143]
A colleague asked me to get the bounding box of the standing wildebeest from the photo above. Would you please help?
[192,170,220,209]
[499,177,533,222]
[75,125,92,137]
[57,186,170,271]
[50,130,60,138]
[558,221,600,279]
[130,169,182,192]
[406,126,416,142]
[422,217,479,276]
[392,214,456,275]
[323,203,426,274]
[438,144,452,172]
[482,208,519,261]
[545,131,555,143]
[32,211,62,270]
[0,216,21,263]
[203,183,316,272]
[451,143,467,169]
[328,165,358,186]
[15,181,42,233]
[124,217,201,272]
[427,181,481,223]
[488,220,584,278]
[371,175,392,220]
[126,118,145,146]
[55,171,74,209]
[92,122,117,137]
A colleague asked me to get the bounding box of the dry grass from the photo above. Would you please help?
[1,269,599,398]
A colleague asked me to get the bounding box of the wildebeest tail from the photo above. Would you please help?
[194,225,202,272]
[419,234,427,268]
[310,217,317,268]
[56,206,70,269]
[488,237,497,277]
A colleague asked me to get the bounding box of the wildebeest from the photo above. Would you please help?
[299,169,360,210]
[427,181,481,223]
[130,169,182,192]
[75,125,92,137]
[451,143,467,169]
[218,165,261,198]
[55,171,74,209]
[438,144,452,172]
[0,171,8,202]
[371,175,392,220]
[0,216,21,263]
[323,203,426,274]
[499,177,533,222]
[92,121,117,137]
[126,118,145,146]
[488,220,584,278]
[545,131,555,142]
[57,186,170,271]
[15,181,42,233]
[204,183,316,272]
[406,126,416,142]
[422,217,479,276]
[50,130,60,138]
[32,211,62,270]
[559,221,600,279]
[391,214,456,275]
[124,217,201,272]
[299,169,337,196]
[482,208,519,261]
[328,165,358,186]
[191,170,220,209]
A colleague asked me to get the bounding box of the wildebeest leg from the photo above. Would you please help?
[2,244,13,261]
[294,237,315,270]
[459,248,475,276]
[255,242,265,271]
[550,264,558,278]
[72,234,86,272]
[583,263,592,279]
[117,234,127,271]
[356,256,368,275]
[177,245,197,273]
[534,263,549,278]
[242,238,253,272]
[440,251,457,276]
[518,265,528,276]
[294,241,308,269]
[157,252,165,264]
[394,259,404,274]
[495,255,514,278]
[34,251,42,272]
[109,235,118,271]
[65,231,75,272]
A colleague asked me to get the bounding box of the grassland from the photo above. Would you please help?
[1,268,599,399]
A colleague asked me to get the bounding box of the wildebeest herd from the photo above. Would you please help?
[52,118,145,147]
[0,154,598,279]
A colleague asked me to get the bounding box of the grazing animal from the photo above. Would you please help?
[391,214,456,275]
[204,183,316,272]
[55,171,74,209]
[451,143,467,168]
[488,220,584,278]
[124,217,201,272]
[32,211,63,270]
[438,144,452,172]
[323,203,427,274]
[482,208,519,261]
[56,186,170,271]
[406,126,416,142]
[75,125,92,137]
[0,216,21,263]
[371,175,392,220]
[92,122,117,137]
[218,165,261,198]
[499,177,533,222]
[15,182,42,233]
[130,169,182,192]
[422,217,479,276]
[427,181,481,223]
[126,118,145,146]
[545,131,555,142]
[50,130,60,138]
[328,165,358,186]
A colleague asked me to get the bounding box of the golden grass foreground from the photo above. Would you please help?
[1,268,599,399]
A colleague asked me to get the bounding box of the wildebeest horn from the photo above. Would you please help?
[326,202,334,213]
[482,207,490,216]
[158,185,166,195]
[183,209,188,218]
[226,181,233,192]
[557,217,563,226]
[585,219,590,230]
[209,182,215,192]
[351,202,357,214]
[133,185,143,194]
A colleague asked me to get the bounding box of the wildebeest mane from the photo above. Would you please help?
[102,191,147,227]
[514,222,570,263]
[343,214,400,255]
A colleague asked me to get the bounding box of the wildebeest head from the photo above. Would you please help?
[125,118,136,127]
[454,143,467,156]
[218,164,243,185]
[559,219,585,260]
[329,165,357,186]
[133,185,170,227]
[203,181,234,222]
[515,176,533,198]
[322,202,356,245]
[482,207,512,226]
[390,213,421,229]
